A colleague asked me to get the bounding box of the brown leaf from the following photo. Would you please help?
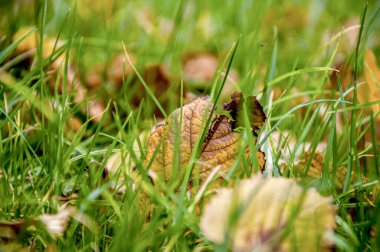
[0,220,26,240]
[0,219,39,245]
[107,54,135,90]
[182,52,240,101]
[355,49,380,144]
[65,116,83,134]
[13,28,85,101]
[145,92,266,185]
[294,150,368,192]
[140,64,178,117]
[223,91,266,135]
[105,54,180,117]
[39,207,72,239]
[143,64,171,92]
[183,53,218,84]
[86,66,103,90]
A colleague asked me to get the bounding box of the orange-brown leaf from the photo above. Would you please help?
[145,93,266,185]
[358,50,380,120]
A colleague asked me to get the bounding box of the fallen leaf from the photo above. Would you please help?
[86,65,104,90]
[329,62,352,91]
[39,207,72,239]
[183,53,218,84]
[0,220,27,241]
[329,50,380,145]
[105,54,180,117]
[65,116,83,134]
[145,92,266,185]
[200,176,336,252]
[293,150,379,225]
[52,194,78,204]
[294,150,370,193]
[46,57,82,95]
[39,205,97,240]
[105,131,150,193]
[88,100,107,123]
[13,28,85,100]
[139,64,179,117]
[360,50,380,120]
[142,64,171,92]
[223,91,266,135]
[107,54,135,90]
[182,52,239,101]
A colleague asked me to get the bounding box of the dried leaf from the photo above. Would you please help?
[107,54,135,90]
[39,205,97,239]
[88,100,107,123]
[140,64,178,117]
[201,176,336,251]
[294,150,369,193]
[361,50,380,120]
[52,194,78,204]
[13,28,85,100]
[182,52,239,101]
[223,91,266,135]
[143,64,171,92]
[86,65,103,90]
[39,207,72,239]
[106,55,179,117]
[294,151,346,189]
[105,131,150,193]
[183,53,218,84]
[65,116,83,134]
[145,92,266,185]
[0,220,26,240]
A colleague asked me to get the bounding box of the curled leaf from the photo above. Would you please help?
[223,91,266,135]
[201,176,336,251]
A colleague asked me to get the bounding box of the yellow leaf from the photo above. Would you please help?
[201,176,336,251]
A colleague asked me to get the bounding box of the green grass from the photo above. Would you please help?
[1,0,380,251]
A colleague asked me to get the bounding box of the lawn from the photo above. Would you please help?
[0,0,380,251]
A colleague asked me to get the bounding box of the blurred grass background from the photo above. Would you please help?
[0,0,380,251]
